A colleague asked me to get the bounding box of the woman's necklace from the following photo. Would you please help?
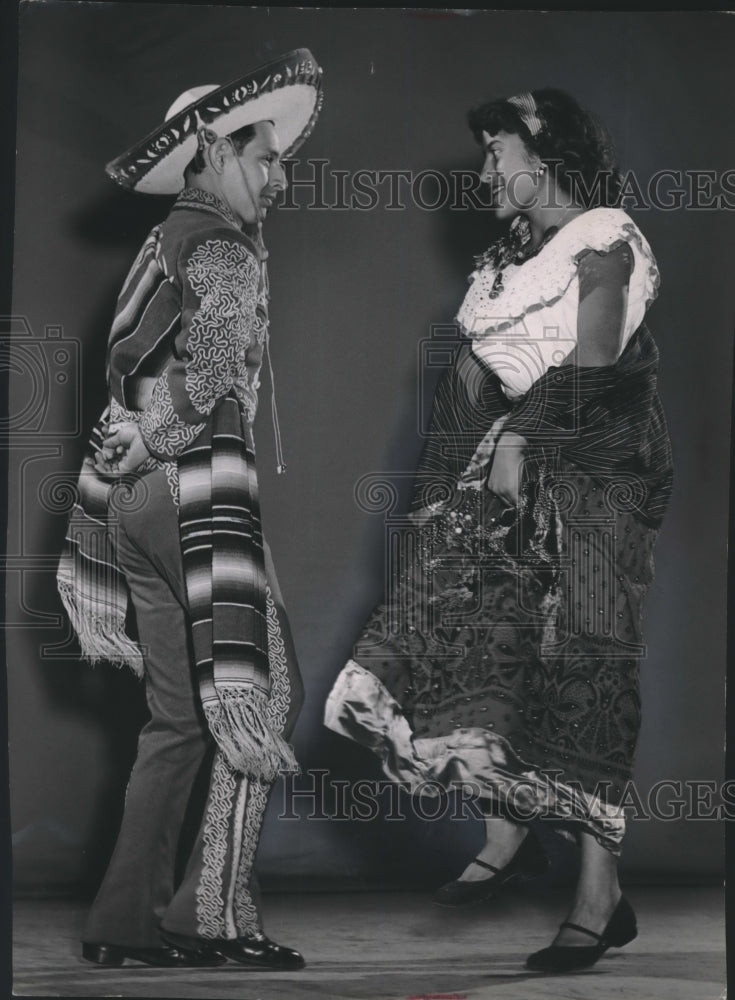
[483,206,581,301]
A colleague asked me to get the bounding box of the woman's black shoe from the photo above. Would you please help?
[432,830,548,907]
[525,895,637,972]
[82,941,227,967]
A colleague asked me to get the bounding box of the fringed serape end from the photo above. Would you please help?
[204,687,299,782]
[57,559,144,678]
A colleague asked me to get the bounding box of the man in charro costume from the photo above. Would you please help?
[57,49,323,969]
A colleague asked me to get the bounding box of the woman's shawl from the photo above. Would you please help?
[411,324,673,528]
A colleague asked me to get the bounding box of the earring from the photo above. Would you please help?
[535,164,547,178]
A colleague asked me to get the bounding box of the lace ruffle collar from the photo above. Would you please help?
[456,208,660,338]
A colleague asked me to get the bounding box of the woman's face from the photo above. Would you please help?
[480,129,541,219]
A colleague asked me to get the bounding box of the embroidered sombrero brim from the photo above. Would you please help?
[106,48,323,195]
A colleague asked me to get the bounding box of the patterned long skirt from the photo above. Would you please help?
[325,469,658,854]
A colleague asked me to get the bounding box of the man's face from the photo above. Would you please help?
[224,120,287,226]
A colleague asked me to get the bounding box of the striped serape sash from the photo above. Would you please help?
[57,410,146,676]
[178,393,297,780]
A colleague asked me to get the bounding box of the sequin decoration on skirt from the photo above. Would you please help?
[325,470,658,854]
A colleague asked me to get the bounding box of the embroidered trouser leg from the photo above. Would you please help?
[160,546,304,940]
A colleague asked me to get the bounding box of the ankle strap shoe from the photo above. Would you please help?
[525,896,637,972]
[432,829,548,907]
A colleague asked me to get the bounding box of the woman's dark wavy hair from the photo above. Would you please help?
[467,88,623,209]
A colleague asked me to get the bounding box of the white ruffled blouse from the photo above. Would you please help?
[456,208,660,399]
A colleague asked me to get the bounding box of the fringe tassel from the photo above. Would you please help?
[57,576,144,677]
[204,688,300,781]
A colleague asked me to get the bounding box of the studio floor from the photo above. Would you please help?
[12,886,725,1000]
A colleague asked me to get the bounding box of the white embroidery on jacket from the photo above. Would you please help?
[139,371,201,457]
[184,239,260,416]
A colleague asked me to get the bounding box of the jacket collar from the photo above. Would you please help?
[174,187,242,231]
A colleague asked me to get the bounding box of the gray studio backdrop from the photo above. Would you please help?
[8,5,733,895]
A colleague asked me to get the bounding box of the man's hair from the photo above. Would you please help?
[186,123,258,177]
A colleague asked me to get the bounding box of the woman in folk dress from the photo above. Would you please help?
[325,88,672,972]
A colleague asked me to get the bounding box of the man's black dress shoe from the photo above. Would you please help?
[525,895,638,972]
[432,829,548,906]
[162,928,305,970]
[82,941,227,967]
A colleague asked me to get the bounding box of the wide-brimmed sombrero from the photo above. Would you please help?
[106,48,323,195]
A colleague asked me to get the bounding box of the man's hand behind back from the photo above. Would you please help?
[94,421,151,477]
